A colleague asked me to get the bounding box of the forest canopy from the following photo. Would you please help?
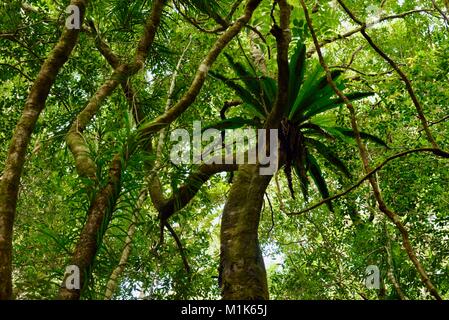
[1,0,449,300]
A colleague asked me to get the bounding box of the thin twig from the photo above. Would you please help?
[307,9,435,57]
[288,148,449,216]
[265,193,275,236]
[384,221,407,300]
[164,222,191,273]
[301,0,443,300]
[431,0,449,26]
[336,0,439,149]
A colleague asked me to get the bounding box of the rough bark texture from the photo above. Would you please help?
[58,0,166,300]
[306,9,433,58]
[67,0,165,178]
[140,0,262,136]
[266,0,291,129]
[58,154,122,300]
[0,0,88,300]
[385,223,407,300]
[66,73,122,178]
[219,164,271,300]
[155,163,238,221]
[218,0,290,300]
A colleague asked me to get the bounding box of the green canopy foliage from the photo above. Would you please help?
[1,0,449,300]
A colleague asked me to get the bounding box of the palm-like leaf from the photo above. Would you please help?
[305,137,351,178]
[307,153,333,211]
[300,91,373,122]
[322,126,389,148]
[209,71,265,118]
[210,39,386,209]
[202,117,260,131]
[288,41,306,108]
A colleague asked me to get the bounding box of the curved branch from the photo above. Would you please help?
[104,212,138,300]
[336,0,439,149]
[288,148,449,216]
[155,163,238,221]
[302,0,443,300]
[384,222,407,300]
[58,152,124,300]
[307,9,435,57]
[139,0,262,136]
[0,0,89,300]
[66,0,166,179]
[88,22,145,124]
[431,0,449,25]
[164,222,190,273]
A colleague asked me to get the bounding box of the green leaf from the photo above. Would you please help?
[305,137,351,178]
[224,53,261,98]
[202,117,260,131]
[293,162,309,201]
[307,154,333,211]
[260,76,277,110]
[288,41,306,107]
[289,62,324,120]
[209,71,266,118]
[331,127,389,148]
[295,81,346,122]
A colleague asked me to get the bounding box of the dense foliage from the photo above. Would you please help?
[1,0,449,300]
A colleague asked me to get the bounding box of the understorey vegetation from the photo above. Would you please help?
[1,0,449,300]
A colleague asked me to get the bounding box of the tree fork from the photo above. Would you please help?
[219,0,291,300]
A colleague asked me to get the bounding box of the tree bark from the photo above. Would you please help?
[139,0,262,136]
[58,154,122,300]
[67,0,166,179]
[0,0,88,300]
[218,0,289,300]
[303,0,442,300]
[384,222,407,300]
[104,210,138,300]
[219,164,271,300]
[57,0,166,300]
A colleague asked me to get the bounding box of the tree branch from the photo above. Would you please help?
[0,0,89,300]
[154,163,238,221]
[266,0,291,129]
[336,0,439,149]
[164,222,190,273]
[384,221,407,300]
[289,148,449,215]
[139,0,262,137]
[301,0,442,300]
[66,0,166,179]
[306,9,435,57]
[104,211,138,300]
[431,0,449,26]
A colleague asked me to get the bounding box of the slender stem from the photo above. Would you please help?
[288,148,449,216]
[384,221,407,300]
[336,0,439,149]
[300,0,442,300]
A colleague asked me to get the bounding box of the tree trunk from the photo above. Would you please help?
[58,155,122,300]
[219,164,271,300]
[0,0,88,300]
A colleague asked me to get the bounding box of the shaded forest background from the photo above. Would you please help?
[1,0,449,300]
